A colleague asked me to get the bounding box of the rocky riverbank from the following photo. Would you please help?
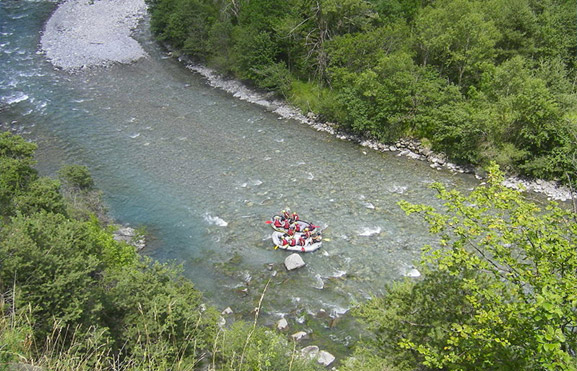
[38,0,576,202]
[40,0,148,71]
[185,61,576,202]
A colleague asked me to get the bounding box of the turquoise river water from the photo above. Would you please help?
[1,0,483,354]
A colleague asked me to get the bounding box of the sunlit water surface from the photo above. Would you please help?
[1,0,481,353]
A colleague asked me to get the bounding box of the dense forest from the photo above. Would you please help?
[148,0,577,184]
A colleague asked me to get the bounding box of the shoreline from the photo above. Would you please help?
[38,0,576,202]
[184,58,576,202]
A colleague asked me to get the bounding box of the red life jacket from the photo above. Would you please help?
[298,236,306,246]
[289,239,297,246]
[295,224,301,232]
[281,238,289,246]
[273,219,282,227]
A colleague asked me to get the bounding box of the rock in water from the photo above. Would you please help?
[291,331,309,341]
[284,253,305,271]
[301,345,319,360]
[317,350,335,366]
[221,307,233,315]
[277,318,288,330]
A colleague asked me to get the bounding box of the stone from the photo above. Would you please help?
[217,316,226,328]
[284,253,305,271]
[221,307,233,315]
[113,226,145,250]
[291,331,309,341]
[317,350,335,366]
[406,268,421,278]
[277,318,288,330]
[301,345,319,360]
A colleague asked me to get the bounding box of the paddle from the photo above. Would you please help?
[265,220,273,224]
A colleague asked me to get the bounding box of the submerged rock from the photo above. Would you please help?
[284,253,305,271]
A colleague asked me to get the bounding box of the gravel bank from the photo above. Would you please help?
[40,0,148,71]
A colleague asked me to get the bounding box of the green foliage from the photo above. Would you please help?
[58,164,94,190]
[416,0,501,87]
[0,134,324,370]
[0,212,105,336]
[0,301,34,367]
[214,321,321,371]
[0,132,38,216]
[355,164,577,370]
[289,80,339,118]
[333,51,461,142]
[102,258,219,369]
[232,27,280,82]
[149,0,577,184]
[13,177,67,216]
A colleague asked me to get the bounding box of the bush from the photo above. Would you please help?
[58,164,94,190]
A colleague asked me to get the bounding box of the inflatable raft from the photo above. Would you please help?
[272,231,322,253]
[270,215,317,233]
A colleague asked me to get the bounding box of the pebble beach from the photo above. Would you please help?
[40,0,148,71]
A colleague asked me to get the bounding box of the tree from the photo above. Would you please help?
[354,164,577,370]
[58,164,94,190]
[13,177,67,216]
[415,0,501,87]
[0,132,38,216]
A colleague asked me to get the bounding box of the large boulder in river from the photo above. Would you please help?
[284,253,305,271]
[318,350,335,366]
[301,345,319,360]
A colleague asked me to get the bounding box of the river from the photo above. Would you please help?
[1,0,481,354]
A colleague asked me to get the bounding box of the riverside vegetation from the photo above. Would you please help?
[0,132,320,370]
[3,1,577,368]
[148,0,577,185]
[3,133,577,367]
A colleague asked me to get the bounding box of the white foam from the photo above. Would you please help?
[358,227,381,237]
[4,92,29,105]
[129,133,140,138]
[388,185,407,194]
[313,274,324,289]
[204,213,228,227]
[331,270,347,278]
[361,201,375,209]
